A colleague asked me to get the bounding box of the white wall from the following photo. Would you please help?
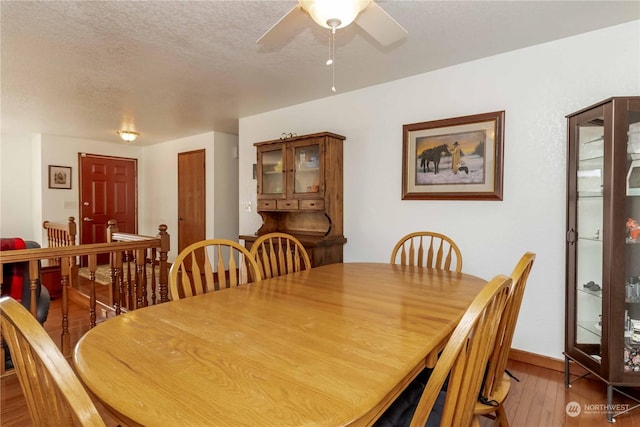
[141,133,214,250]
[0,133,142,242]
[0,133,41,240]
[39,135,143,244]
[238,21,640,359]
[140,131,239,259]
[213,132,239,241]
[1,131,238,261]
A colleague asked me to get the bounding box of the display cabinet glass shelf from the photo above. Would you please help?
[241,132,346,267]
[565,97,640,422]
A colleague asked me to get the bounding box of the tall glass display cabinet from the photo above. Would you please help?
[565,97,640,422]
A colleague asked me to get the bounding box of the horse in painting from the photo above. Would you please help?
[419,144,450,174]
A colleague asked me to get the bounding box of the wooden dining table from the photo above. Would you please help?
[73,262,486,427]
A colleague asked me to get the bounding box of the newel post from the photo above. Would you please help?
[106,219,118,242]
[157,224,170,303]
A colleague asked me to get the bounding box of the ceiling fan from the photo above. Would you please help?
[256,0,408,48]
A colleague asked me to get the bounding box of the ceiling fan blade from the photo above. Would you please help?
[355,1,408,47]
[256,5,309,47]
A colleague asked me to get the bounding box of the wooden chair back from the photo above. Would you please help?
[0,296,105,426]
[250,232,311,279]
[409,274,511,426]
[390,231,463,272]
[476,252,536,415]
[169,239,261,300]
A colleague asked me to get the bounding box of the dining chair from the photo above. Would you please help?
[249,232,311,279]
[0,296,106,426]
[374,274,511,427]
[390,231,463,272]
[474,252,536,426]
[169,239,261,300]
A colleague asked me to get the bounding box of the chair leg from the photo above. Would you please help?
[495,404,509,427]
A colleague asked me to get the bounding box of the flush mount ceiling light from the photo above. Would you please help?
[117,130,140,142]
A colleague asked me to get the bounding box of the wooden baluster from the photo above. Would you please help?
[136,249,146,309]
[60,256,70,356]
[128,251,135,309]
[106,219,116,298]
[68,217,78,287]
[112,251,123,316]
[142,249,149,307]
[88,254,97,328]
[125,251,133,310]
[28,260,39,318]
[150,248,157,306]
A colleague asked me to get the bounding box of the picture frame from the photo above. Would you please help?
[402,110,505,200]
[48,165,72,189]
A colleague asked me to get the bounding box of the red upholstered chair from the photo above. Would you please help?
[1,238,51,370]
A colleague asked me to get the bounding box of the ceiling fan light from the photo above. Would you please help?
[300,0,371,30]
[117,130,140,142]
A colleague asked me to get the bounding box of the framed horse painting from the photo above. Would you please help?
[402,111,505,200]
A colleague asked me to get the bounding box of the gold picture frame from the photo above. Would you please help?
[402,111,504,200]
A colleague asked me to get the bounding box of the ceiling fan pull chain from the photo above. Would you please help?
[330,27,336,92]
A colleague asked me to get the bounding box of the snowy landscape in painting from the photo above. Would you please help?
[415,153,485,185]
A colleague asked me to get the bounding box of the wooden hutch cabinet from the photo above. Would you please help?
[565,97,640,421]
[241,132,346,266]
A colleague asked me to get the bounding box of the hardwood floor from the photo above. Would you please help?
[1,294,122,427]
[2,296,640,426]
[478,360,640,427]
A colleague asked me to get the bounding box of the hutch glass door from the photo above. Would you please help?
[292,142,321,196]
[260,146,284,196]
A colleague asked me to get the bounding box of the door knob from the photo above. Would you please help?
[83,217,94,222]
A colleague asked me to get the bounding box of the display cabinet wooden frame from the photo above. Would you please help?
[241,132,346,267]
[565,97,640,422]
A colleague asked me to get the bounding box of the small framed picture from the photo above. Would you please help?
[48,165,72,189]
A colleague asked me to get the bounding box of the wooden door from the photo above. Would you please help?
[178,150,206,254]
[79,154,137,263]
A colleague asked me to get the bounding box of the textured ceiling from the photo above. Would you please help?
[1,1,638,145]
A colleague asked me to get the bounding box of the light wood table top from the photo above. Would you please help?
[73,262,486,426]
